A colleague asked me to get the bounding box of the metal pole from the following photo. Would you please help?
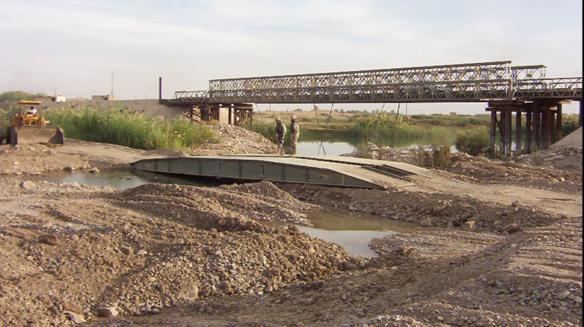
[525,110,532,154]
[506,110,512,156]
[158,77,162,103]
[499,110,506,156]
[515,111,521,154]
[542,107,551,149]
[534,102,541,150]
[556,103,563,140]
[489,110,496,155]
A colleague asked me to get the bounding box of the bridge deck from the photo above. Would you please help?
[131,155,427,189]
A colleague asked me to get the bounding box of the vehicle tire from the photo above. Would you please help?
[8,126,18,147]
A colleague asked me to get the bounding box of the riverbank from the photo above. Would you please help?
[0,139,581,325]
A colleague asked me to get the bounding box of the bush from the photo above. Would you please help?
[45,107,217,150]
[455,128,489,155]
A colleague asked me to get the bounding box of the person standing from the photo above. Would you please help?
[275,118,286,155]
[289,116,300,155]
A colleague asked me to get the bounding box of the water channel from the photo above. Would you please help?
[44,170,412,257]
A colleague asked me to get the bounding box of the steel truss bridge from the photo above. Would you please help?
[168,61,582,105]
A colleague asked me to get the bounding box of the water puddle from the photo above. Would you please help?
[43,170,221,189]
[297,141,356,156]
[43,170,412,257]
[299,209,415,257]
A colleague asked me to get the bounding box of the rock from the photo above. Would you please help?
[88,167,100,174]
[504,223,521,234]
[20,180,35,191]
[120,246,134,255]
[556,290,570,300]
[96,306,118,318]
[420,218,432,227]
[63,311,85,324]
[63,166,75,172]
[137,249,148,256]
[511,200,519,208]
[38,234,59,246]
[464,220,477,230]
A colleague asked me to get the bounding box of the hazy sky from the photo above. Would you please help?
[0,0,581,113]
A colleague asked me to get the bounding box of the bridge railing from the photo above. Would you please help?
[209,61,513,92]
[208,79,513,103]
[170,62,579,104]
[173,90,209,101]
[513,77,583,99]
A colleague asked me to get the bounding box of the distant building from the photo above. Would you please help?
[91,95,111,101]
[449,112,457,115]
[53,95,66,102]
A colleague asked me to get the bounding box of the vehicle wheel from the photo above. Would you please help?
[8,126,18,147]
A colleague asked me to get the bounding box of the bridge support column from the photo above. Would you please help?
[525,110,532,154]
[556,103,563,141]
[489,110,496,155]
[515,111,522,154]
[505,110,513,156]
[542,106,552,149]
[499,110,506,156]
[534,102,541,150]
[551,107,557,143]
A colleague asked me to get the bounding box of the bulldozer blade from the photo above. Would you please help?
[13,125,64,145]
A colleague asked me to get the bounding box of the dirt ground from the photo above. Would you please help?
[0,136,581,326]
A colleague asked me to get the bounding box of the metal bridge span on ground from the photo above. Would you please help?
[131,155,428,189]
[168,61,582,104]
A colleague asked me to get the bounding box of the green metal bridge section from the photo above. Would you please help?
[131,155,427,189]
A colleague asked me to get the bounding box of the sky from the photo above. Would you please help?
[0,0,582,114]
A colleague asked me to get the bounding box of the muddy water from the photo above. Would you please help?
[45,171,412,257]
[300,209,415,257]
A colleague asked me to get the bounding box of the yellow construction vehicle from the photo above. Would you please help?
[1,100,64,146]
[12,100,49,127]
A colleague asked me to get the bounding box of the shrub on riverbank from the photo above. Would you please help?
[455,127,489,155]
[46,107,217,150]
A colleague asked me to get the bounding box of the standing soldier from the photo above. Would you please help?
[289,116,300,155]
[275,118,286,155]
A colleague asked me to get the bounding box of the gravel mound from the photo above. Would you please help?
[0,181,350,325]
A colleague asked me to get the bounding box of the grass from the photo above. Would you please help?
[455,127,489,156]
[45,107,218,150]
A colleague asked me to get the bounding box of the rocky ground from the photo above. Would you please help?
[0,134,581,326]
[195,125,277,155]
[0,180,353,325]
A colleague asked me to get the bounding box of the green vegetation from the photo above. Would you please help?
[0,90,45,105]
[345,112,456,147]
[561,114,580,136]
[1,91,45,126]
[244,120,276,143]
[45,107,217,150]
[455,127,489,156]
